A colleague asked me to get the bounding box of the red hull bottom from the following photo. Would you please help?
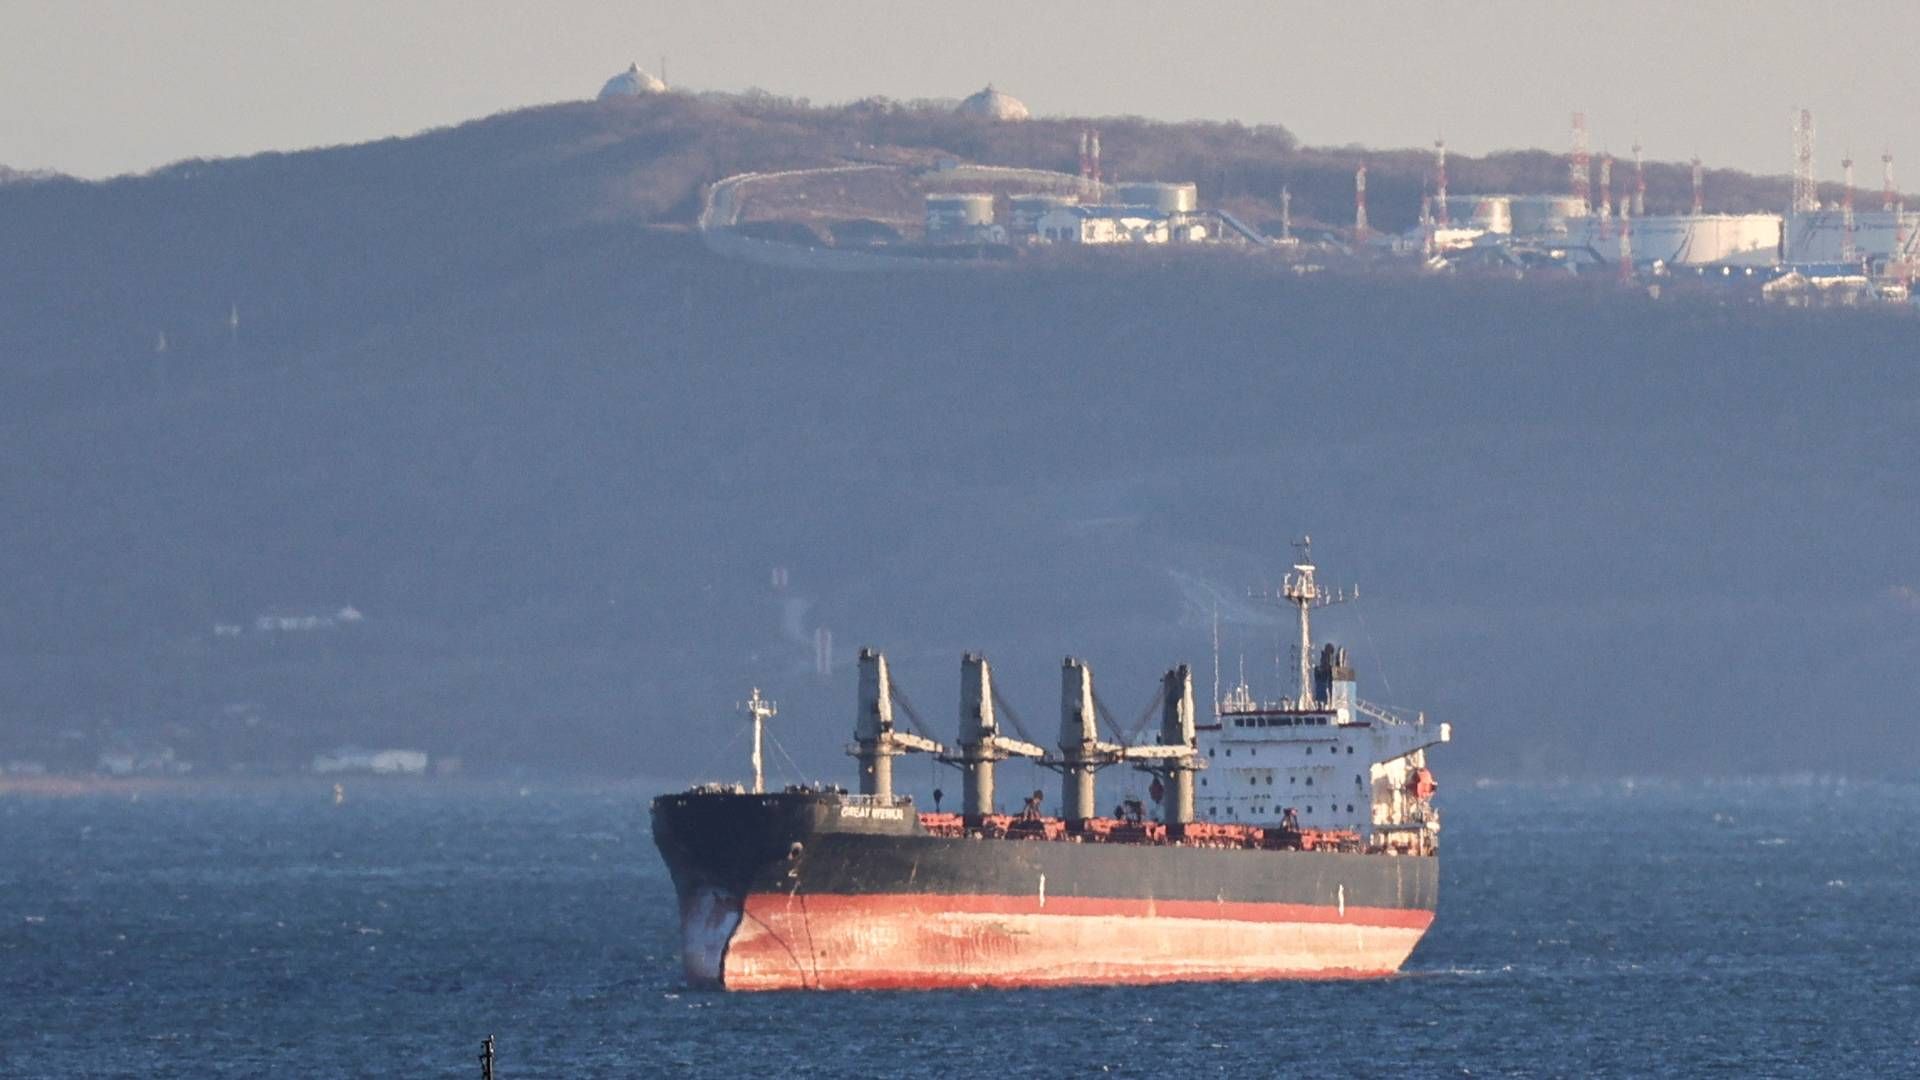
[681,890,1434,991]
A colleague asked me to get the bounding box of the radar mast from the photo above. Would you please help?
[1253,536,1353,708]
[740,688,777,794]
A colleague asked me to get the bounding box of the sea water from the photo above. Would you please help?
[2,780,1914,1077]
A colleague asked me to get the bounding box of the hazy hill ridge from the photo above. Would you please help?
[1,95,1914,782]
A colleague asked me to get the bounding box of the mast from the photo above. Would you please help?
[742,688,776,794]
[1259,536,1353,707]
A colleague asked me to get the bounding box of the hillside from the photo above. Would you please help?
[1,94,1915,784]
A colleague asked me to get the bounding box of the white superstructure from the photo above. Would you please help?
[1193,540,1449,851]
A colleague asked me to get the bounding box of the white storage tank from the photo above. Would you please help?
[1441,195,1513,234]
[1508,195,1590,236]
[1566,213,1783,267]
[1113,182,1198,214]
[925,193,997,243]
[1785,210,1920,262]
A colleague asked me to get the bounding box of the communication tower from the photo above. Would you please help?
[1691,156,1705,215]
[1354,164,1369,240]
[1792,109,1818,212]
[1842,152,1857,262]
[1570,112,1592,214]
[1597,152,1613,225]
[1617,215,1633,285]
[1280,185,1292,243]
[1433,138,1449,227]
[1884,149,1896,213]
[1631,140,1646,216]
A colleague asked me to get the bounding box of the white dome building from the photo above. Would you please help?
[956,85,1029,121]
[599,63,667,99]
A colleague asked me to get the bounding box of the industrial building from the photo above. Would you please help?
[1034,205,1171,244]
[928,180,1214,246]
[1008,194,1079,237]
[924,193,1003,244]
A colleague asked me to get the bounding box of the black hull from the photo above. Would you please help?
[651,790,1438,989]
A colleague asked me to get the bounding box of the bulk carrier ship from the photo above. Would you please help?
[652,542,1451,990]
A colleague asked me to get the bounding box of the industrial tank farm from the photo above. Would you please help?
[694,87,1916,306]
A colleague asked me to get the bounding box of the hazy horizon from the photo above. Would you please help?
[6,0,1919,184]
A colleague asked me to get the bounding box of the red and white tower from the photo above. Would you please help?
[1691,156,1705,215]
[1570,112,1592,215]
[1883,149,1896,213]
[1088,129,1102,191]
[1433,138,1449,227]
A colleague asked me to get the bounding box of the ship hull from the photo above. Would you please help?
[654,790,1437,991]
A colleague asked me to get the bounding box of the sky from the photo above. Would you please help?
[4,0,1919,184]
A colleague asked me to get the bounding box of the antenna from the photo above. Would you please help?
[1691,156,1705,215]
[1792,108,1817,212]
[1570,112,1591,215]
[1211,604,1221,716]
[740,688,777,794]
